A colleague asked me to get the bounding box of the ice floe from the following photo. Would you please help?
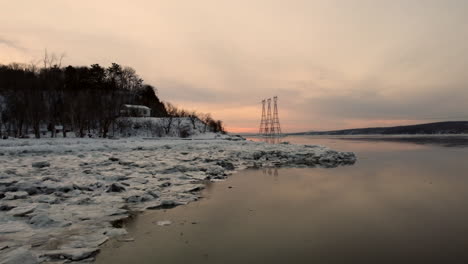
[0,135,355,262]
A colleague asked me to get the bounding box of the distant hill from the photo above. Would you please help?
[292,121,468,135]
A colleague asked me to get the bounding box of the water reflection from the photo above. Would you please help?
[275,135,430,152]
[262,167,279,177]
[338,135,468,147]
[249,136,284,144]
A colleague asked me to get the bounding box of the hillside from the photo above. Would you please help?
[0,63,225,138]
[293,121,468,135]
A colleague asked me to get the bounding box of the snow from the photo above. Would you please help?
[114,116,210,138]
[0,134,356,262]
[122,104,150,110]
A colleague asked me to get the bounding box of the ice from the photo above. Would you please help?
[28,214,60,228]
[4,192,28,200]
[0,246,38,264]
[0,135,355,261]
[102,228,128,238]
[7,205,37,217]
[156,220,172,226]
[0,222,31,234]
[39,247,99,261]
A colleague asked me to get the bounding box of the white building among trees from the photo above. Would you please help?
[120,104,151,117]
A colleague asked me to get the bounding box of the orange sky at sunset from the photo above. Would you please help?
[2,0,468,133]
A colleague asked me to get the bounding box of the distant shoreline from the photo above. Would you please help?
[277,121,468,136]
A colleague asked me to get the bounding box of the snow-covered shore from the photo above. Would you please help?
[0,135,356,263]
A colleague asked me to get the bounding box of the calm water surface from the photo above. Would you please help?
[96,136,468,264]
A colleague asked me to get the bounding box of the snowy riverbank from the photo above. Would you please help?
[0,135,356,263]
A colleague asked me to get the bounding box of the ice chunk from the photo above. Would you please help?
[103,228,128,237]
[0,247,38,264]
[7,204,37,217]
[4,191,28,200]
[40,247,99,261]
[28,214,59,228]
[0,222,31,233]
[156,220,172,226]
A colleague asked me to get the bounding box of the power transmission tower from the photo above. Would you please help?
[258,96,283,137]
[265,98,272,136]
[271,96,282,136]
[258,99,267,134]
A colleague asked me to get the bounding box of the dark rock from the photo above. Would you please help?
[159,182,171,187]
[252,151,265,160]
[32,161,50,168]
[106,183,126,193]
[0,203,15,211]
[109,157,119,162]
[216,161,235,170]
[57,185,74,193]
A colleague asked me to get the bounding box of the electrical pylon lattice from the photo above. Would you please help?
[266,98,272,135]
[271,96,282,135]
[258,99,267,134]
[258,96,282,137]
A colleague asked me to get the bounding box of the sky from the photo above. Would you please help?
[1,0,468,133]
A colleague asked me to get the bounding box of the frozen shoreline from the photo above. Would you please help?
[0,135,356,263]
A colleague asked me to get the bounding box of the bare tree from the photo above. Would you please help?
[162,102,178,135]
[187,110,198,129]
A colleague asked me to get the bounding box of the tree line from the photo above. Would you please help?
[0,61,224,138]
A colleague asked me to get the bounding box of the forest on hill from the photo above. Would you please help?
[0,60,224,138]
[293,121,468,135]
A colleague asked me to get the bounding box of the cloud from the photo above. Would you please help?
[0,36,27,52]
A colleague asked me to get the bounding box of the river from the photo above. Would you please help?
[96,135,468,263]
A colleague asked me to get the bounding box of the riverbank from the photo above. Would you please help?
[0,135,355,263]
